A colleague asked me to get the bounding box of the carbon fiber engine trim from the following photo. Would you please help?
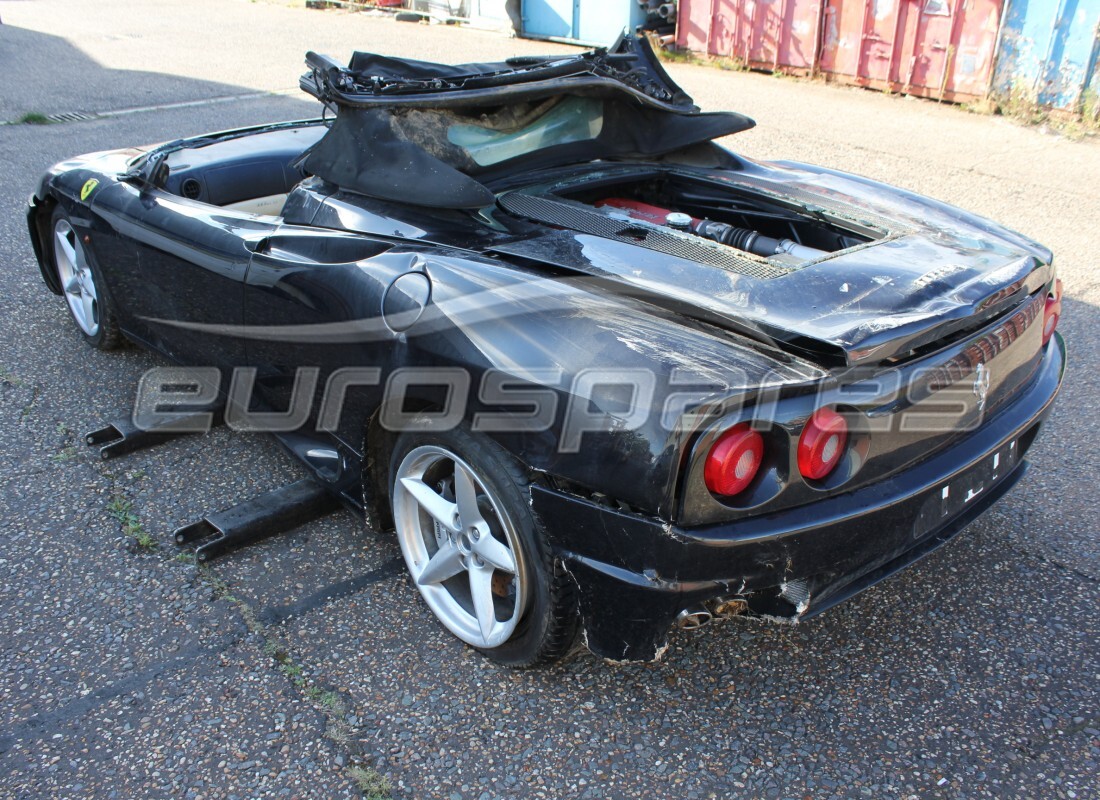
[497,192,791,280]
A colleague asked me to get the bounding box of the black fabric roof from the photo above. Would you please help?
[298,35,755,209]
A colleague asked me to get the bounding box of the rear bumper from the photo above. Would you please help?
[533,334,1066,661]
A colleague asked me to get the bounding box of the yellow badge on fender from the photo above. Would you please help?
[80,178,99,201]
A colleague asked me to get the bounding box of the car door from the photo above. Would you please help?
[241,225,417,451]
[92,182,281,367]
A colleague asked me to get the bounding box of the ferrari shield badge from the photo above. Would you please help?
[80,178,99,201]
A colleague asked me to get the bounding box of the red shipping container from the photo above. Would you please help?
[677,0,825,74]
[819,0,1004,102]
[676,0,1004,102]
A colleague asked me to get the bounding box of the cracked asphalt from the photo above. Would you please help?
[1,1,1098,798]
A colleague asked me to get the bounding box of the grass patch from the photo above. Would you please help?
[979,81,1100,138]
[20,386,39,421]
[347,765,392,800]
[108,493,156,549]
[996,82,1049,126]
[18,112,52,125]
[1,366,25,387]
[304,685,339,708]
[1080,89,1100,127]
[269,646,310,687]
[656,46,747,73]
[50,422,79,461]
[195,565,391,797]
[50,446,79,463]
[657,47,698,65]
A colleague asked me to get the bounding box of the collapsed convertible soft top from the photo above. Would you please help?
[297,35,755,208]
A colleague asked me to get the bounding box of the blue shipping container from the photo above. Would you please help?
[994,0,1100,111]
[521,0,647,46]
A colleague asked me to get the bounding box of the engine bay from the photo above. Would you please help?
[556,172,879,264]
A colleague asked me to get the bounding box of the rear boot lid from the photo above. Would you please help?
[490,162,1054,367]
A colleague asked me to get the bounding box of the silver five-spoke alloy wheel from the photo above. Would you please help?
[54,218,100,337]
[393,445,529,649]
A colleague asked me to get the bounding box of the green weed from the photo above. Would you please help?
[108,494,156,549]
[347,765,392,800]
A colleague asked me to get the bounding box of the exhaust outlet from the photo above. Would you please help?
[676,605,713,630]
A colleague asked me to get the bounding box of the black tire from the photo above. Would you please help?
[388,423,578,667]
[49,206,122,350]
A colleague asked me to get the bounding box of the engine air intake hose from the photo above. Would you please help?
[694,220,825,261]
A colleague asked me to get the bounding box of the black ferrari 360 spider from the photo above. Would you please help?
[28,36,1064,664]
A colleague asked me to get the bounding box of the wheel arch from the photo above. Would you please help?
[359,395,550,536]
[360,395,460,535]
[362,403,398,534]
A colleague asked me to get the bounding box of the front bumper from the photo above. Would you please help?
[27,194,62,295]
[533,335,1066,661]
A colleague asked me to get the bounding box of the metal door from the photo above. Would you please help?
[676,0,823,73]
[820,0,1003,102]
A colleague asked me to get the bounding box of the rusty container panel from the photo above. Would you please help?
[676,0,825,72]
[993,0,1100,112]
[676,0,715,52]
[818,0,1004,102]
[909,0,1004,98]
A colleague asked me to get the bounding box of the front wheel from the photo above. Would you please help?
[51,207,121,350]
[389,425,577,667]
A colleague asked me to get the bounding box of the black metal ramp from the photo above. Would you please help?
[173,479,341,562]
[85,409,222,460]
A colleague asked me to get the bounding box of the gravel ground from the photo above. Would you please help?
[0,2,1097,798]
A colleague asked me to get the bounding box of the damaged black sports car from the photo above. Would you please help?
[27,36,1064,664]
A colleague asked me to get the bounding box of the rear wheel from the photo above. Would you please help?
[51,207,121,350]
[389,425,577,666]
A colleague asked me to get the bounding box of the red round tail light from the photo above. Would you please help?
[798,407,848,481]
[704,424,764,497]
[1043,279,1063,345]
